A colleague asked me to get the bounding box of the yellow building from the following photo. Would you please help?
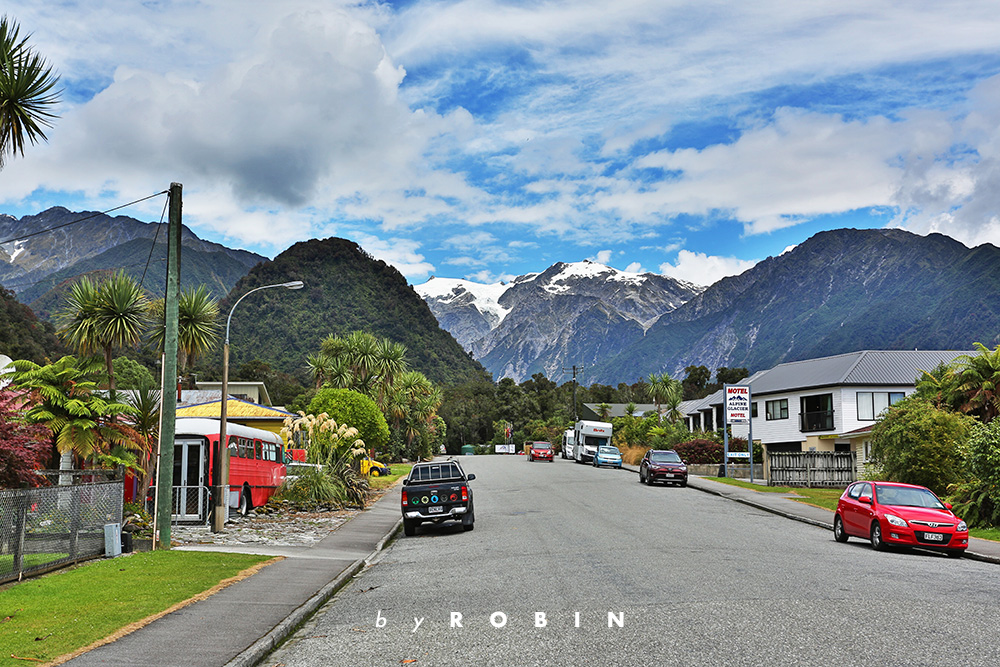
[176,398,296,444]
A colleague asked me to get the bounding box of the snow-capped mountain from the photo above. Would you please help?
[415,260,703,382]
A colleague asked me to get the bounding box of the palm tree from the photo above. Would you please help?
[148,285,221,379]
[124,379,160,500]
[664,381,684,423]
[57,272,149,402]
[597,403,612,420]
[954,342,1000,422]
[5,355,140,461]
[306,352,334,389]
[0,15,61,168]
[647,372,679,419]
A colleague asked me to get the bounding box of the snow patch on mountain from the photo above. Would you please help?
[415,276,513,324]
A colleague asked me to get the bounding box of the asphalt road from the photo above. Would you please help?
[267,455,1000,667]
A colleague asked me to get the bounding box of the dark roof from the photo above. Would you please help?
[746,350,974,396]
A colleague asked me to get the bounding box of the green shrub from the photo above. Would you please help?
[274,468,341,507]
[948,419,1000,527]
[871,396,975,496]
[308,388,390,452]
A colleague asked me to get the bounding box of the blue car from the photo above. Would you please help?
[592,445,622,468]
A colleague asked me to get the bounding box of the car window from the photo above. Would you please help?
[858,482,872,498]
[650,451,681,463]
[875,484,945,509]
[847,483,862,499]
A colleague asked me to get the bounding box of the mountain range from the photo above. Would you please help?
[415,261,702,382]
[417,229,1000,384]
[0,207,265,315]
[4,204,998,389]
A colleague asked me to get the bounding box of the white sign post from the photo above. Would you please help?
[724,385,753,482]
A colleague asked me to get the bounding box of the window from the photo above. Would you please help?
[857,392,906,420]
[751,402,758,419]
[800,393,834,432]
[766,399,788,420]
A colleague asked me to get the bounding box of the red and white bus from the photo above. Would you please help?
[171,417,286,522]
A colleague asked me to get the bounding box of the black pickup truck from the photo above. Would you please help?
[401,459,476,536]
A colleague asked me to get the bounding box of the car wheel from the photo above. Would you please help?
[870,521,887,551]
[403,519,417,537]
[645,472,654,486]
[833,515,849,543]
[680,480,687,487]
[638,469,645,483]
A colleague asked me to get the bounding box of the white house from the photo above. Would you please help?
[700,350,974,475]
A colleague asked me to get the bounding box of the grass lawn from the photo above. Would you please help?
[705,476,844,511]
[0,550,273,666]
[969,527,1000,542]
[369,463,412,491]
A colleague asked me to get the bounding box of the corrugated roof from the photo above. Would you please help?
[747,350,975,396]
[176,398,294,419]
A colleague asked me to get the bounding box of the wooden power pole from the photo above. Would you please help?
[155,183,182,548]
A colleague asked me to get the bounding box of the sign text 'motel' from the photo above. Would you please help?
[725,385,751,424]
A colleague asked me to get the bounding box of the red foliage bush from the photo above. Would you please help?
[673,439,723,464]
[0,389,51,488]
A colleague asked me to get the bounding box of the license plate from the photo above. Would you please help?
[664,473,675,477]
[428,506,444,514]
[923,532,944,541]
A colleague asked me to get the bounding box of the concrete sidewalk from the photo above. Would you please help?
[62,489,403,667]
[682,471,1000,565]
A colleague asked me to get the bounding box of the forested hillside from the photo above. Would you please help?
[215,237,487,386]
[0,287,65,364]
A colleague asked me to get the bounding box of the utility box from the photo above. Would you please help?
[104,523,122,557]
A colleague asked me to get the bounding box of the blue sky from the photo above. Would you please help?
[3,1,1000,287]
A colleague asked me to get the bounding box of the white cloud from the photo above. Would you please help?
[659,250,758,286]
[592,250,613,264]
[623,261,645,273]
[353,232,435,281]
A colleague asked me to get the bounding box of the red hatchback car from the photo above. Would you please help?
[834,481,968,557]
[527,442,554,462]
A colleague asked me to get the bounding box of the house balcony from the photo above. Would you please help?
[800,409,835,432]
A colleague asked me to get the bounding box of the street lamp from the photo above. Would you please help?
[212,280,304,532]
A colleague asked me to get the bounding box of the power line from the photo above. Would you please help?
[0,190,168,246]
[138,196,170,292]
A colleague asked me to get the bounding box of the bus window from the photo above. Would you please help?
[255,440,262,460]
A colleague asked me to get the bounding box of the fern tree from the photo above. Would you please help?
[4,355,142,463]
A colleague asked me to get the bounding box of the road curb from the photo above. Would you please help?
[224,517,403,667]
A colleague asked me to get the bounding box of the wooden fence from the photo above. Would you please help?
[768,451,856,488]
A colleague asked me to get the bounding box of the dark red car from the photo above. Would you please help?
[527,442,554,462]
[638,449,688,486]
[834,481,968,557]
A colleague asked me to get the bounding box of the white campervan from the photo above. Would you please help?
[561,429,575,459]
[573,420,612,463]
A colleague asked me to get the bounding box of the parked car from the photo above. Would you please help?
[527,442,554,462]
[834,481,968,557]
[401,459,476,536]
[639,449,688,486]
[592,445,622,468]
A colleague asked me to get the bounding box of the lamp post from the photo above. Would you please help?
[211,280,304,532]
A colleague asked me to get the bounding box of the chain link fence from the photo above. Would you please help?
[0,480,124,585]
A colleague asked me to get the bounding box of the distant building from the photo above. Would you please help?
[176,398,295,443]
